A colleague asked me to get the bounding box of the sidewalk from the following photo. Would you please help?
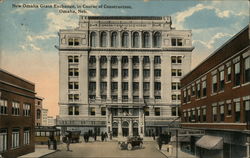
[19,145,57,158]
[156,144,196,158]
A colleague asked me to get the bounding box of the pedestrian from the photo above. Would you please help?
[157,136,162,150]
[104,132,108,141]
[53,138,57,150]
[66,133,71,151]
[94,132,97,141]
[47,138,51,149]
[101,132,104,142]
[152,133,155,140]
[86,133,89,142]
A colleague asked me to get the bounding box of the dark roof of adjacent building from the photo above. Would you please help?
[181,25,250,87]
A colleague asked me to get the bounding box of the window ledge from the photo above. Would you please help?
[218,90,224,94]
[242,82,250,87]
[211,93,217,96]
[232,85,241,89]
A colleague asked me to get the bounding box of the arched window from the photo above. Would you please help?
[90,32,96,47]
[121,32,129,48]
[100,32,107,47]
[153,32,161,48]
[111,32,118,47]
[132,32,139,48]
[37,109,41,119]
[143,32,150,48]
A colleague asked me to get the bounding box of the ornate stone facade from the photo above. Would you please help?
[57,16,194,137]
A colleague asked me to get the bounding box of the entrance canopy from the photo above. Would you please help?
[195,135,223,150]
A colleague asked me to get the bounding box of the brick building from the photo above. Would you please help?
[180,25,250,158]
[0,69,36,158]
[35,96,43,126]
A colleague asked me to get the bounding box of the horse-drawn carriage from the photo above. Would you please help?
[118,136,143,150]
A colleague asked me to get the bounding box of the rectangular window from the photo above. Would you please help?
[187,89,191,102]
[172,94,177,101]
[154,82,161,91]
[133,69,139,78]
[183,90,187,103]
[75,106,79,115]
[143,56,150,64]
[191,85,195,96]
[122,82,128,91]
[143,82,150,91]
[244,100,250,123]
[0,129,7,152]
[23,104,31,116]
[171,38,183,46]
[111,69,118,77]
[171,107,177,116]
[171,56,177,63]
[155,108,160,116]
[68,82,79,90]
[90,107,95,116]
[74,56,79,63]
[133,82,139,91]
[101,107,106,116]
[154,56,161,64]
[12,128,20,148]
[122,57,128,64]
[122,69,128,78]
[89,69,96,77]
[132,56,139,64]
[68,56,73,63]
[68,68,79,77]
[74,94,79,101]
[244,56,250,83]
[100,69,107,77]
[89,82,96,91]
[177,56,182,63]
[0,99,7,115]
[24,129,30,145]
[227,103,232,116]
[154,69,161,77]
[12,102,20,115]
[212,75,217,93]
[68,106,73,115]
[177,69,182,76]
[227,66,231,82]
[111,82,118,91]
[219,70,225,91]
[212,105,217,122]
[235,102,241,122]
[202,81,207,97]
[89,56,96,64]
[234,62,241,86]
[202,107,206,122]
[143,69,150,78]
[196,84,201,98]
[100,82,107,92]
[197,108,201,122]
[220,105,224,122]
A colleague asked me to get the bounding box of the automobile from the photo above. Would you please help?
[118,136,143,150]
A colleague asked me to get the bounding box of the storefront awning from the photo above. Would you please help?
[195,135,223,150]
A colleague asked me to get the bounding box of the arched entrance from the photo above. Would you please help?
[112,122,118,137]
[133,122,139,136]
[122,121,129,137]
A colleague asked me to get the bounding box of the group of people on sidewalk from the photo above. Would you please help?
[48,135,57,150]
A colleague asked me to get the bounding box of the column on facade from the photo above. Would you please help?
[118,119,122,137]
[118,31,121,48]
[128,56,133,102]
[96,55,101,100]
[107,31,110,48]
[118,56,122,102]
[150,56,155,100]
[129,119,133,136]
[97,32,100,47]
[107,56,111,101]
[129,31,132,48]
[149,32,153,48]
[138,109,142,136]
[139,31,142,48]
[139,56,144,101]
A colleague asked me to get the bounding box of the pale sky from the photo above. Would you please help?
[0,0,249,117]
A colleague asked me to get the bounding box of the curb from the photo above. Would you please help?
[39,150,58,158]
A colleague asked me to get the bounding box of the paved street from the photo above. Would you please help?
[43,141,166,158]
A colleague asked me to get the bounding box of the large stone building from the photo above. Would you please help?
[180,25,250,158]
[57,16,194,137]
[0,69,36,158]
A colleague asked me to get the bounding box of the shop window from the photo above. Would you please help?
[23,128,30,145]
[12,128,20,148]
[0,129,7,152]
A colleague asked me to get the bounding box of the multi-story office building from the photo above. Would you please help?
[0,69,36,158]
[57,16,194,137]
[41,109,48,126]
[35,97,43,126]
[180,25,250,158]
